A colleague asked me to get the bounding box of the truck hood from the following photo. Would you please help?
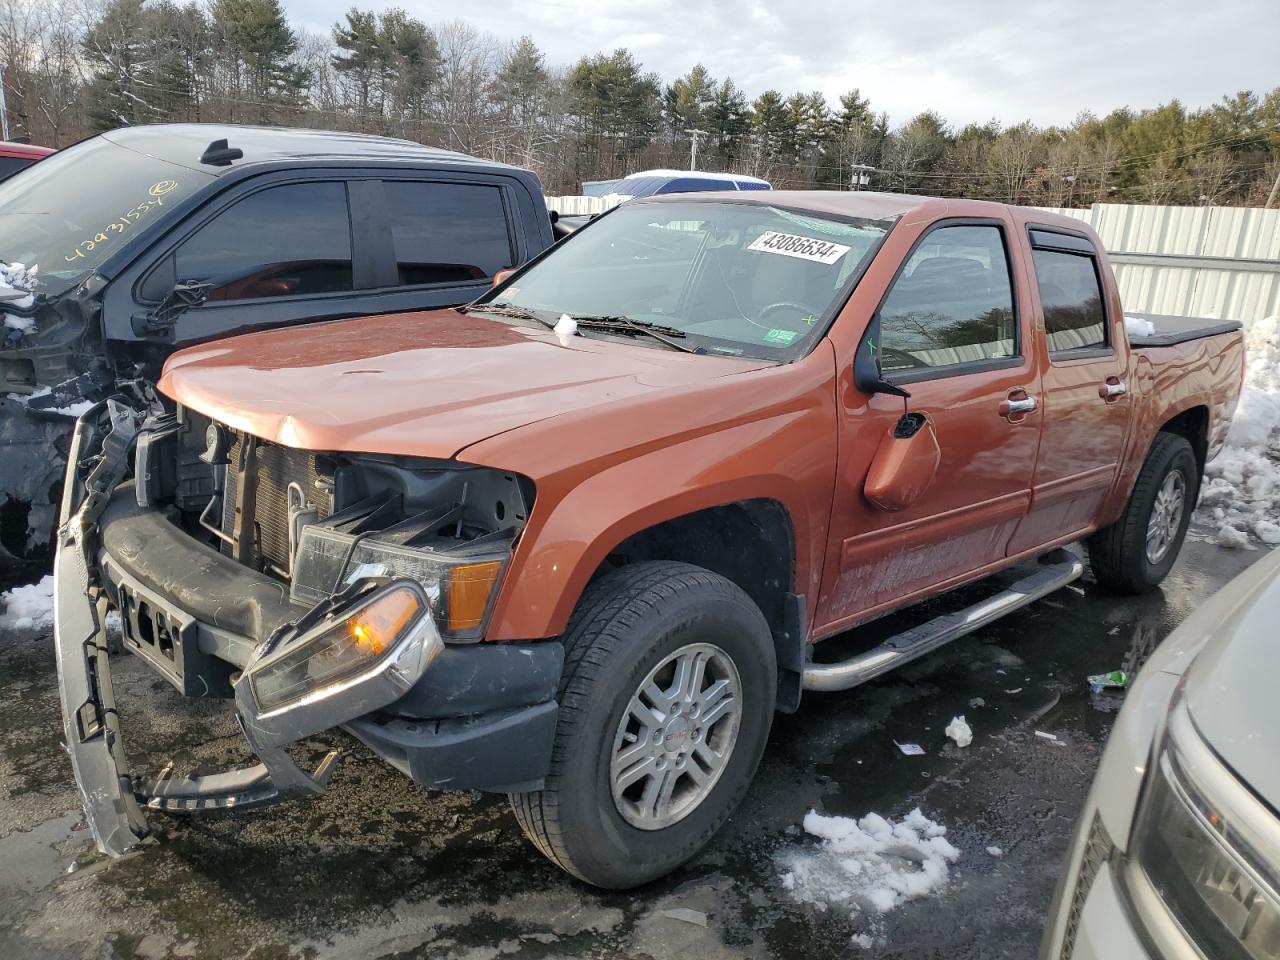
[158,309,768,458]
[1182,548,1280,814]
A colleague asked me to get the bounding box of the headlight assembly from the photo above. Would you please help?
[1130,709,1280,960]
[290,522,509,641]
[246,581,441,721]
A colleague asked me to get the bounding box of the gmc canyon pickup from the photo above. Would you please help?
[51,191,1245,888]
[1,123,554,565]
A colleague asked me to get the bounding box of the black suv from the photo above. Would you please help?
[0,124,555,564]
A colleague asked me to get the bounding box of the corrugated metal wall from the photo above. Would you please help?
[1022,204,1277,326]
[545,197,1280,326]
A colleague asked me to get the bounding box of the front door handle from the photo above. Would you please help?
[999,391,1038,420]
[1099,377,1127,401]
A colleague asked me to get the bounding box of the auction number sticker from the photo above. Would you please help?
[747,231,849,264]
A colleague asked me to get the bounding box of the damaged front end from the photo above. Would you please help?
[53,391,553,857]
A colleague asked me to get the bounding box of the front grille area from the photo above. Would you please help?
[220,432,331,574]
[1059,813,1116,959]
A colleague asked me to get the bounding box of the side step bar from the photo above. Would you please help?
[803,549,1085,693]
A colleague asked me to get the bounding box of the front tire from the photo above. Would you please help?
[1088,433,1198,594]
[510,561,776,888]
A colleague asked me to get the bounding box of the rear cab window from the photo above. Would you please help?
[1029,230,1110,356]
[383,181,513,286]
[877,223,1018,380]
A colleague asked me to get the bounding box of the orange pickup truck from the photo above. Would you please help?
[53,192,1245,888]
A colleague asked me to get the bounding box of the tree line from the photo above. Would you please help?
[4,0,1279,205]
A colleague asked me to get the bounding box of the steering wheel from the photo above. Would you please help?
[758,301,819,331]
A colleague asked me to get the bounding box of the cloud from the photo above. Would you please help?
[286,0,1278,127]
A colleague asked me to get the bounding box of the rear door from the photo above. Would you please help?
[1007,226,1132,553]
[816,218,1043,633]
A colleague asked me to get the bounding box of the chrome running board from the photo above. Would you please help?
[802,549,1085,693]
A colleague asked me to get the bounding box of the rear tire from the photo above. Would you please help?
[510,561,776,888]
[1088,433,1198,594]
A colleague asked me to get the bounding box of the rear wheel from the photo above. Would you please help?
[510,561,776,888]
[1088,433,1198,593]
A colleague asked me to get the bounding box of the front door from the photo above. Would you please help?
[1007,227,1132,553]
[816,219,1043,635]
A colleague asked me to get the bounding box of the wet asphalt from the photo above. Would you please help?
[0,529,1267,960]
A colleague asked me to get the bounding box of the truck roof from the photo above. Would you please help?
[0,141,54,160]
[636,189,1090,230]
[96,123,517,175]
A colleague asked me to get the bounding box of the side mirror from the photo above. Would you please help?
[133,280,211,336]
[492,268,516,288]
[854,313,911,402]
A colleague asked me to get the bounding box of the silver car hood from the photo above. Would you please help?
[1183,548,1280,815]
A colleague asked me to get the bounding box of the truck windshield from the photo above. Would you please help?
[0,136,209,298]
[492,200,890,359]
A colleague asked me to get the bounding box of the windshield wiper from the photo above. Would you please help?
[460,301,553,326]
[567,315,703,353]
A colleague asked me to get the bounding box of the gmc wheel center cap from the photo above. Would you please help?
[662,717,691,753]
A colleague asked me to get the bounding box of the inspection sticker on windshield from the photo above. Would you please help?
[748,231,850,265]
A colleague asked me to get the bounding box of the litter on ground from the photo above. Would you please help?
[986,846,1003,857]
[1087,670,1128,693]
[660,908,707,927]
[894,741,926,756]
[944,715,973,748]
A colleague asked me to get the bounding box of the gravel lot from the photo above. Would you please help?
[0,530,1264,960]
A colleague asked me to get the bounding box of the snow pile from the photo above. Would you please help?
[1124,315,1155,338]
[1197,315,1280,547]
[779,808,960,916]
[0,574,55,630]
[0,260,38,333]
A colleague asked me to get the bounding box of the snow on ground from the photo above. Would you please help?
[0,576,122,636]
[1195,315,1280,548]
[778,807,961,928]
[0,574,55,630]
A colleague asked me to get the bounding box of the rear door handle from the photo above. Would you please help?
[999,393,1038,420]
[1099,378,1127,400]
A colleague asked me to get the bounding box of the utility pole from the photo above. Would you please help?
[850,163,874,190]
[686,128,707,171]
[0,65,9,142]
[1267,165,1280,210]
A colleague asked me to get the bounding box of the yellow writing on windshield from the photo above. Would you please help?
[64,180,179,263]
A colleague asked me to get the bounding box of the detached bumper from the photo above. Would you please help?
[54,428,559,857]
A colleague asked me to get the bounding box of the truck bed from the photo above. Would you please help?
[1126,312,1243,348]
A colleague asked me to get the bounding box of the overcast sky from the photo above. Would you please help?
[284,0,1279,128]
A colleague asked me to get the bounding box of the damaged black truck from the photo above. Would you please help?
[0,123,555,567]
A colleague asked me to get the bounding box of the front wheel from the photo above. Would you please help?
[510,561,777,888]
[1088,433,1198,593]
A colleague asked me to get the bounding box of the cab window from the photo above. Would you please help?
[878,225,1017,374]
[383,181,512,286]
[175,182,353,301]
[1033,248,1109,354]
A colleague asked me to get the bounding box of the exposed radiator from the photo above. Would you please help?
[220,433,331,573]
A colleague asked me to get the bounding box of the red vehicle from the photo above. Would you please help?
[52,192,1245,888]
[0,140,53,181]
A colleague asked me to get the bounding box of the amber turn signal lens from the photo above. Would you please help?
[446,561,503,633]
[348,586,423,657]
